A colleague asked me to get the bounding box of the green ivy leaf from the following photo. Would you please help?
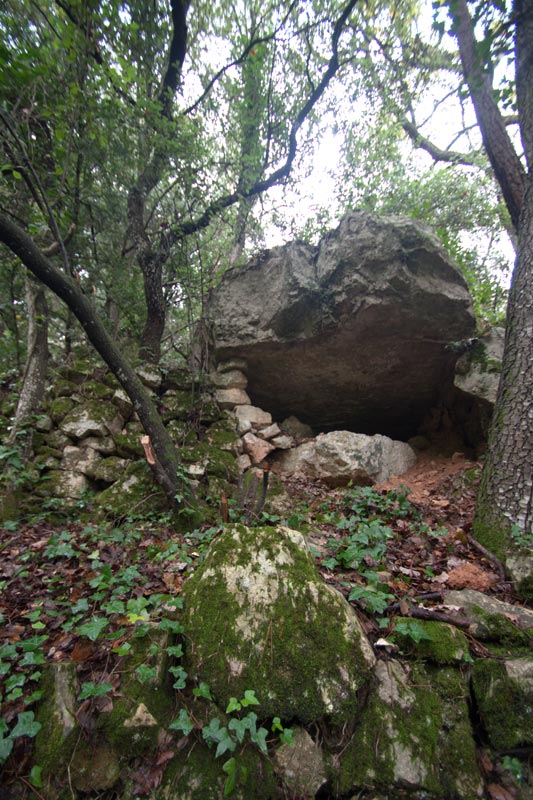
[250,725,268,754]
[169,708,194,736]
[29,765,43,787]
[77,617,108,641]
[240,689,259,707]
[11,711,42,739]
[193,681,212,700]
[225,697,241,714]
[79,681,113,700]
[135,665,157,684]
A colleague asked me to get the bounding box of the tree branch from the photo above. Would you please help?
[170,0,359,242]
[449,0,525,231]
[515,0,533,169]
[182,2,298,117]
[401,117,479,166]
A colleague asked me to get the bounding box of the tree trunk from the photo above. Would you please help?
[474,173,533,552]
[0,213,183,506]
[8,275,49,459]
[139,253,165,363]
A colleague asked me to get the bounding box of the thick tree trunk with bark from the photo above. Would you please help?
[466,0,533,582]
[475,174,533,551]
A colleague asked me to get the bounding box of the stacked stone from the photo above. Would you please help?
[212,358,297,473]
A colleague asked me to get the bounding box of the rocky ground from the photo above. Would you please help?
[0,453,531,798]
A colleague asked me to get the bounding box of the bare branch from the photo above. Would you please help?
[170,0,359,242]
[401,117,479,166]
[182,2,298,117]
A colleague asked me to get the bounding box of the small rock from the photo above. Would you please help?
[112,388,133,418]
[257,423,281,440]
[243,432,276,464]
[280,415,313,438]
[61,445,101,475]
[271,434,293,450]
[235,404,272,428]
[71,741,120,792]
[217,358,248,373]
[237,454,252,472]
[211,370,248,390]
[274,727,327,797]
[35,415,53,432]
[215,388,251,409]
[136,366,162,389]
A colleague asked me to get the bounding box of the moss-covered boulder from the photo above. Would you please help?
[35,468,90,499]
[444,589,533,649]
[60,400,123,440]
[113,430,145,458]
[35,663,80,792]
[79,379,115,400]
[97,462,168,516]
[89,455,129,483]
[70,740,121,793]
[160,390,194,422]
[98,626,172,758]
[472,656,533,750]
[47,396,76,425]
[335,660,482,799]
[183,525,375,724]
[181,441,238,481]
[158,739,277,799]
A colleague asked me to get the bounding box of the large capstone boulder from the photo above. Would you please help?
[272,431,416,486]
[182,525,375,724]
[203,212,476,439]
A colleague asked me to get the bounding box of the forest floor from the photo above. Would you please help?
[0,453,527,795]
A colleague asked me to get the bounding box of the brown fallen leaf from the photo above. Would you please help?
[487,783,515,800]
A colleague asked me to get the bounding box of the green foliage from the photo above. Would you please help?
[393,619,434,645]
[169,685,294,796]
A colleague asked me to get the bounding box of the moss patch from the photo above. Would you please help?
[35,663,80,787]
[97,463,168,516]
[98,626,172,758]
[183,525,374,725]
[335,661,481,798]
[472,657,533,750]
[392,618,469,664]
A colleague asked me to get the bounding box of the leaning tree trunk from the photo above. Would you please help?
[0,213,183,507]
[474,173,533,553]
[8,275,49,460]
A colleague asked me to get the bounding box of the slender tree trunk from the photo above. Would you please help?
[475,174,533,553]
[8,275,49,459]
[139,253,165,363]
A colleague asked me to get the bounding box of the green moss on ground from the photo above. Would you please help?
[392,618,469,664]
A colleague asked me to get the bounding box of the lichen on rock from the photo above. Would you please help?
[183,524,375,724]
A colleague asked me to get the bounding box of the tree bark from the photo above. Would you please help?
[8,275,49,460]
[475,173,533,550]
[450,0,526,232]
[0,213,183,505]
[471,0,533,551]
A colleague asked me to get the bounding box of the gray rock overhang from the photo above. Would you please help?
[202,212,477,439]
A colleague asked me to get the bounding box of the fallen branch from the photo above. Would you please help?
[466,534,507,582]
